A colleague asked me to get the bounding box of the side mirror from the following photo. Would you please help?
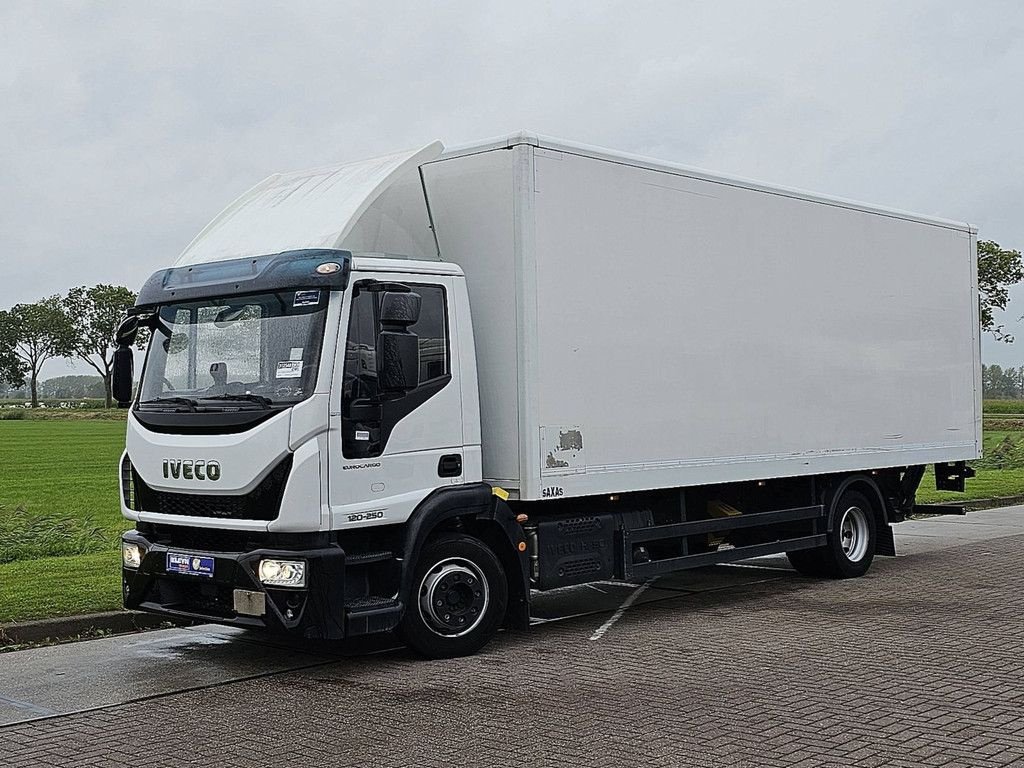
[377,331,419,393]
[375,290,421,394]
[380,291,421,325]
[112,346,134,408]
[114,315,140,346]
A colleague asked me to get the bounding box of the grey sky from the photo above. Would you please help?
[2,0,1022,379]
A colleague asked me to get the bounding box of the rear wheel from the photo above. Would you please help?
[399,533,508,659]
[787,489,877,578]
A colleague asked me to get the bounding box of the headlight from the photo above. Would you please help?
[258,558,306,588]
[122,541,143,569]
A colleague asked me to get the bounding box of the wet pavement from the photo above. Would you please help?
[1,506,1023,766]
[0,561,788,727]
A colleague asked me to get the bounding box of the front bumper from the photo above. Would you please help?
[122,529,350,640]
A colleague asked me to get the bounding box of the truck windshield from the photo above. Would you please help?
[137,289,328,409]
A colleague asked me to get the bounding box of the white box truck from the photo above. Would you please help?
[114,132,980,657]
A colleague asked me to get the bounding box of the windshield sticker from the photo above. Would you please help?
[289,347,304,360]
[293,290,321,307]
[276,360,303,379]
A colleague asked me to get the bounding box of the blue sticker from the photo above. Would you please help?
[167,552,215,578]
[293,290,321,307]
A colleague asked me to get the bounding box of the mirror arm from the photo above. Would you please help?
[354,280,412,296]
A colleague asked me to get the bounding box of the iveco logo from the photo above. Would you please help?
[162,459,221,481]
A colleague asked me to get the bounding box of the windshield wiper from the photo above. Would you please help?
[200,393,274,408]
[141,396,199,412]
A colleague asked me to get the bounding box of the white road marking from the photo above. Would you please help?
[0,694,56,717]
[589,582,651,641]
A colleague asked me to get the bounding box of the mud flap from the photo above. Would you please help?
[876,522,896,557]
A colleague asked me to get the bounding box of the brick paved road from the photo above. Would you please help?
[2,533,1023,767]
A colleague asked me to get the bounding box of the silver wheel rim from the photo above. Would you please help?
[839,505,870,562]
[417,557,489,637]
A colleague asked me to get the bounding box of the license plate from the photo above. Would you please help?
[166,552,215,578]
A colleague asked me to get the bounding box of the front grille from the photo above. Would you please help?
[157,492,247,519]
[134,455,293,522]
[121,454,136,509]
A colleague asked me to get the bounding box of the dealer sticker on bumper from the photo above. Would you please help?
[167,552,215,578]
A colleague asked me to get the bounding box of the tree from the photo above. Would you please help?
[4,297,75,407]
[982,364,1024,399]
[63,284,139,408]
[978,240,1024,342]
[0,309,26,389]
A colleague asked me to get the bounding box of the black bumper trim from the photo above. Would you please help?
[122,530,347,640]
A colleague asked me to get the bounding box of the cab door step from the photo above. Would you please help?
[344,596,402,636]
[346,550,395,566]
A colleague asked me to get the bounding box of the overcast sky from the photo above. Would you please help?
[2,0,1022,378]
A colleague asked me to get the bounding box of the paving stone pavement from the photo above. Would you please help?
[2,534,1023,767]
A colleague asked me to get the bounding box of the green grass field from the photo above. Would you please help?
[0,553,122,623]
[2,405,1024,624]
[0,420,126,622]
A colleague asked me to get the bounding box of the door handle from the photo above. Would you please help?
[438,454,462,478]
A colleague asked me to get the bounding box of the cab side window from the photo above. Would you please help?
[411,285,448,383]
[342,289,379,404]
[341,282,450,458]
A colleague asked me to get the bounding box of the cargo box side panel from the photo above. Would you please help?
[529,148,978,499]
[969,230,983,452]
[423,149,522,489]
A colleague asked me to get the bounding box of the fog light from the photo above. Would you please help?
[122,541,143,569]
[258,559,306,588]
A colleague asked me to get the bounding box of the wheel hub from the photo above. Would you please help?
[839,505,870,562]
[418,558,489,637]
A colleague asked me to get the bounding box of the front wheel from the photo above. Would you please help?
[399,533,508,659]
[787,489,877,579]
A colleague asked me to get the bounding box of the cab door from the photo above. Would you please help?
[327,272,465,529]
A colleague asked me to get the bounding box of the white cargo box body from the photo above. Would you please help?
[421,134,981,502]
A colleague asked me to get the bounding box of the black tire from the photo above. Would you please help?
[787,489,877,579]
[399,533,508,659]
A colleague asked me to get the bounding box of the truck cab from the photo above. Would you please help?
[119,248,526,656]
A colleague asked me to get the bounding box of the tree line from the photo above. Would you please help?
[1,375,110,401]
[0,286,137,408]
[982,365,1024,399]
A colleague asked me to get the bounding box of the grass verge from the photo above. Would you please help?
[0,420,126,551]
[0,420,127,623]
[0,408,127,421]
[0,551,122,623]
[0,504,109,563]
[917,467,1024,505]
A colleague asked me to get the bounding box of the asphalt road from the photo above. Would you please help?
[1,508,1023,767]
